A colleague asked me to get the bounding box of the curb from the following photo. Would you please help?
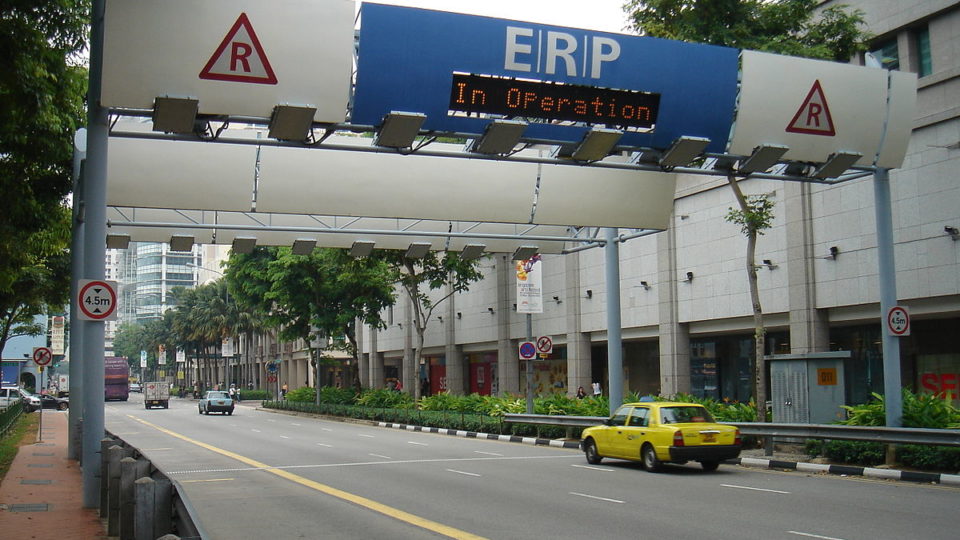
[377,421,960,485]
[377,421,581,449]
[732,456,960,486]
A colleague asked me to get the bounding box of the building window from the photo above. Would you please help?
[869,38,899,71]
[915,27,932,77]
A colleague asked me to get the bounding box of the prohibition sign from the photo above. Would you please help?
[886,306,910,336]
[33,347,53,367]
[536,336,553,354]
[78,279,118,321]
[519,341,536,360]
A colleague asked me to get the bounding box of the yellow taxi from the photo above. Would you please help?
[581,401,741,472]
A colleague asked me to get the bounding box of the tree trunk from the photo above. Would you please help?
[727,175,767,423]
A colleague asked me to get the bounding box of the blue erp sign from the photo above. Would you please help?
[353,3,739,153]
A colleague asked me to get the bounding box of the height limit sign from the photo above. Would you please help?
[886,306,910,337]
[78,279,118,321]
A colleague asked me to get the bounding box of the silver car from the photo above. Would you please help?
[198,391,234,415]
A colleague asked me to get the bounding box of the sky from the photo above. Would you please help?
[355,0,634,34]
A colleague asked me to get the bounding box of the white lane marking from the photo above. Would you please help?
[267,419,276,422]
[251,429,261,433]
[279,435,290,439]
[141,448,174,451]
[407,441,428,446]
[321,428,333,432]
[369,453,392,460]
[181,478,235,484]
[571,464,614,472]
[787,531,846,540]
[316,443,332,448]
[446,469,481,477]
[291,423,301,426]
[722,484,790,494]
[166,454,578,475]
[473,451,502,457]
[569,492,625,504]
[359,434,375,438]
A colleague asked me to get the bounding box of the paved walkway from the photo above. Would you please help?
[0,410,111,539]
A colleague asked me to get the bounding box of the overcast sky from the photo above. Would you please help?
[356,0,633,34]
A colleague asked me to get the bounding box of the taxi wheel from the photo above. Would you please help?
[642,444,662,473]
[58,403,68,411]
[228,410,233,415]
[584,439,602,464]
[700,460,720,472]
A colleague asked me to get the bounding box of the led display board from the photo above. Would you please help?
[449,74,661,129]
[354,3,738,152]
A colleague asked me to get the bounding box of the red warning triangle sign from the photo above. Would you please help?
[785,80,835,136]
[199,13,278,85]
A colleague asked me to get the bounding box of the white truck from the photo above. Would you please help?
[143,382,170,409]
[57,374,69,397]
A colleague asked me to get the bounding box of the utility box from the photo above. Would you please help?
[768,351,850,424]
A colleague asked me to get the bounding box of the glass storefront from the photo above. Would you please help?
[689,332,787,403]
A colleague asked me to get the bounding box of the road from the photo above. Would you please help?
[106,395,959,540]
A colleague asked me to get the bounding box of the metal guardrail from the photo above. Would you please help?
[502,414,960,447]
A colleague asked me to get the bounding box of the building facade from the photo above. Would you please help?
[357,0,960,407]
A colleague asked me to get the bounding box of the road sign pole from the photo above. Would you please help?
[68,129,86,461]
[874,168,903,427]
[81,0,109,509]
[525,314,534,414]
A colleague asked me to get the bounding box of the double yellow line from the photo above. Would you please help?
[129,415,486,540]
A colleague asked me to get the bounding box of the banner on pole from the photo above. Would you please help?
[516,255,543,314]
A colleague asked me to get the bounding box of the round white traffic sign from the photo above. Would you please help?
[78,279,118,321]
[33,347,53,366]
[886,306,910,336]
[536,336,553,354]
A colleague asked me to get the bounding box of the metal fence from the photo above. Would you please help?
[503,413,960,447]
[0,400,24,439]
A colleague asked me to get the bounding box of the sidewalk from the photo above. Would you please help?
[0,410,111,539]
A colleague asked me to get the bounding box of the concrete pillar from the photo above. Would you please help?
[356,319,367,389]
[369,325,383,388]
[496,255,519,394]
[107,444,129,536]
[403,294,415,394]
[565,250,592,396]
[134,477,155,540]
[784,181,831,353]
[120,457,150,539]
[658,219,690,395]
[444,280,464,394]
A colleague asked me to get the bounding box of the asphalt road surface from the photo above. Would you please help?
[106,395,959,540]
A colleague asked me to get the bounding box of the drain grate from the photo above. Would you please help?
[27,464,53,468]
[32,452,55,457]
[21,479,53,485]
[8,503,50,512]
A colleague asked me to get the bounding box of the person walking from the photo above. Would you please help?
[576,386,587,399]
[592,382,601,397]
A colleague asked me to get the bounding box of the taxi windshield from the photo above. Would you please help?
[660,406,713,424]
[207,391,229,399]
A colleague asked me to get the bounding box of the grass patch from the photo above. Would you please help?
[0,412,39,485]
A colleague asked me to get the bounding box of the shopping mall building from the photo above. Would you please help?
[346,0,958,407]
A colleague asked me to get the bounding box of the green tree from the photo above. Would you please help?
[226,247,396,388]
[0,205,71,358]
[624,0,871,421]
[0,1,88,293]
[376,250,484,398]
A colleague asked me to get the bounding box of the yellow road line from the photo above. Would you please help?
[127,415,487,540]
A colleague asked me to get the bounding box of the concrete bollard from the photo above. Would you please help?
[107,445,129,536]
[134,477,156,540]
[156,535,181,540]
[99,438,114,517]
[152,476,173,538]
[120,457,149,540]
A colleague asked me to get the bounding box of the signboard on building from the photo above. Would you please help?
[353,3,738,152]
[51,316,65,355]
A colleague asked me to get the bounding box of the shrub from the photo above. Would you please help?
[285,387,316,402]
[356,388,414,409]
[237,389,271,400]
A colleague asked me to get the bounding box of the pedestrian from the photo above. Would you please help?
[592,382,601,397]
[281,382,288,398]
[576,386,586,399]
[228,384,237,401]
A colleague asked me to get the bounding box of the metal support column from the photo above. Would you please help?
[874,168,903,427]
[604,228,623,415]
[82,0,108,508]
[525,314,534,414]
[68,129,86,461]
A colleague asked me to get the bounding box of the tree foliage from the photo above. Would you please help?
[623,0,871,60]
[0,1,89,292]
